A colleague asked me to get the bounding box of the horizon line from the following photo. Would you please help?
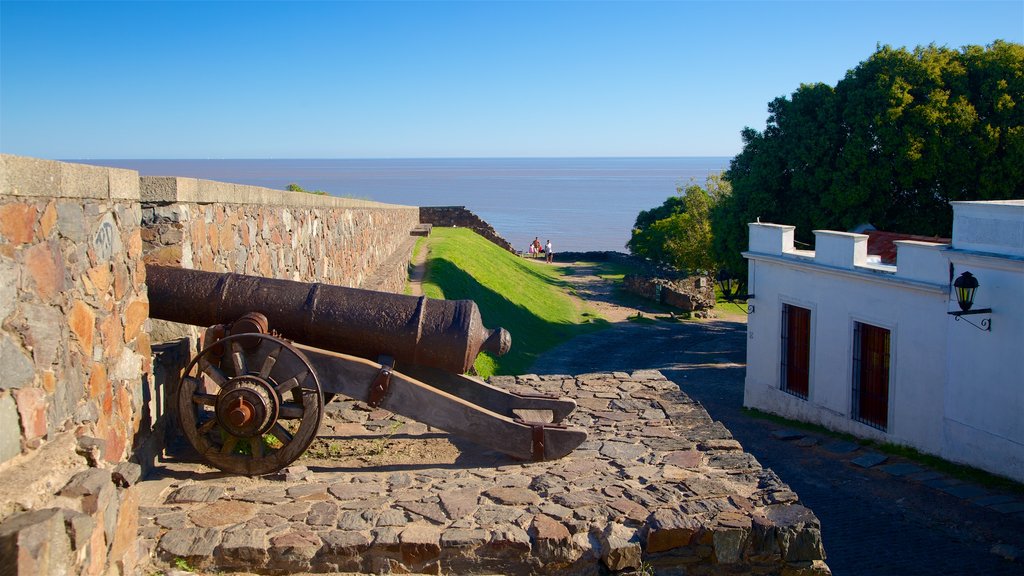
[57,154,735,162]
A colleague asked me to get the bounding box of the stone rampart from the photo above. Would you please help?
[142,176,420,293]
[0,155,151,574]
[0,155,425,575]
[420,205,515,252]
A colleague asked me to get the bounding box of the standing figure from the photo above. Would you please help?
[545,239,553,263]
[532,237,542,258]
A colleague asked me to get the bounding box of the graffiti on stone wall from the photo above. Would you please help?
[93,213,122,262]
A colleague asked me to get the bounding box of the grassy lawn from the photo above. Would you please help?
[421,228,608,377]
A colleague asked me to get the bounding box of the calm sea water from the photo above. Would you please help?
[83,158,730,252]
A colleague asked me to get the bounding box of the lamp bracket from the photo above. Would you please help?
[948,309,992,332]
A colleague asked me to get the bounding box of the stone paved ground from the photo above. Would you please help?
[531,316,1024,576]
[138,371,829,575]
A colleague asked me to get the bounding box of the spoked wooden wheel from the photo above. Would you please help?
[177,333,323,475]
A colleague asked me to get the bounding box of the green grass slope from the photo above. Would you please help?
[421,228,607,377]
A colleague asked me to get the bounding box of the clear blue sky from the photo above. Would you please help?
[1,1,1021,159]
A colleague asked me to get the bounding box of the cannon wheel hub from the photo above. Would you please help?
[215,376,279,438]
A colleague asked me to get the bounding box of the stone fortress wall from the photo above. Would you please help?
[419,205,515,252]
[0,156,153,574]
[0,155,420,575]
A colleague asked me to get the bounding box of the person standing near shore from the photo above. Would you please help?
[545,239,553,263]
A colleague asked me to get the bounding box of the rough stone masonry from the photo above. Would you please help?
[139,371,830,575]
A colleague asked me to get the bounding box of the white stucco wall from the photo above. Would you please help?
[743,200,1024,482]
[943,201,1024,481]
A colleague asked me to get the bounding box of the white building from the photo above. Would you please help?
[743,200,1024,482]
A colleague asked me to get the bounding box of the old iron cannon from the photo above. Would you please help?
[147,264,587,475]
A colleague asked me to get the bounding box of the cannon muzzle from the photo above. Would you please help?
[146,264,510,373]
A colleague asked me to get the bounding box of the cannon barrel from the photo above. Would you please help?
[146,264,511,374]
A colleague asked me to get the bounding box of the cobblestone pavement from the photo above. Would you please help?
[531,318,1024,576]
[138,370,828,575]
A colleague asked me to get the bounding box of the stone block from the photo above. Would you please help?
[49,365,84,434]
[598,522,641,571]
[68,301,96,358]
[851,452,888,468]
[55,202,86,243]
[75,436,105,467]
[141,176,192,203]
[23,241,64,303]
[37,201,56,238]
[0,203,38,245]
[644,508,701,553]
[59,161,109,199]
[0,257,17,323]
[90,212,123,264]
[713,527,747,564]
[530,514,577,564]
[440,528,488,549]
[399,524,441,566]
[22,303,62,369]
[108,485,139,570]
[0,393,23,462]
[112,462,142,488]
[0,508,73,575]
[61,468,115,519]
[1,155,61,197]
[143,245,182,267]
[217,526,270,567]
[159,526,222,559]
[483,486,540,506]
[481,525,530,560]
[268,530,321,569]
[0,155,8,194]
[187,500,256,528]
[13,387,47,441]
[62,509,96,551]
[0,334,34,391]
[107,168,138,201]
[306,501,339,526]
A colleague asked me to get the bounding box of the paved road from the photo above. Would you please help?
[531,318,1024,576]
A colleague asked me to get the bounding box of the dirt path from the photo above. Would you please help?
[406,240,427,297]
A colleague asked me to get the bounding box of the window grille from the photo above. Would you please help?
[781,304,811,399]
[852,322,890,431]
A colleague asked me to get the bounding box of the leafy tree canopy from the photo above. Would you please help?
[628,174,730,275]
[712,40,1024,279]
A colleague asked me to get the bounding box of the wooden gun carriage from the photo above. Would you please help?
[147,265,587,475]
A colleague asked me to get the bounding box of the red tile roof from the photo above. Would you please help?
[865,230,950,264]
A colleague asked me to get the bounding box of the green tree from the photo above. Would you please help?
[285,183,328,196]
[713,41,1024,281]
[628,174,730,275]
[626,195,685,262]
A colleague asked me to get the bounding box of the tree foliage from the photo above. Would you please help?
[285,183,328,196]
[712,41,1024,279]
[628,174,730,274]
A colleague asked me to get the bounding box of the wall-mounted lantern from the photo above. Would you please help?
[948,271,991,331]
